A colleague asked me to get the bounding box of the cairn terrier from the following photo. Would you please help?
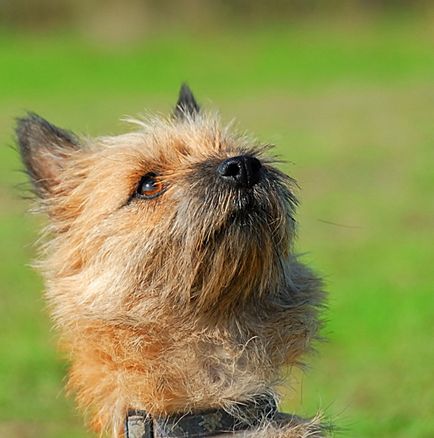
[17,85,327,437]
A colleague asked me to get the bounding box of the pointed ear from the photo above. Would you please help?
[16,113,81,197]
[173,83,200,119]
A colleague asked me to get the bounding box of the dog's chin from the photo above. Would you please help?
[225,196,268,230]
[205,189,286,240]
[234,191,255,211]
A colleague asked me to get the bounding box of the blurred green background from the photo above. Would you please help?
[0,1,433,437]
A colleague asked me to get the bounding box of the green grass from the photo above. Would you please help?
[0,17,433,437]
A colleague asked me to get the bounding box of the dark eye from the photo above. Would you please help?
[135,173,165,199]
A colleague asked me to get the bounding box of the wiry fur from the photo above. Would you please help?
[17,90,327,437]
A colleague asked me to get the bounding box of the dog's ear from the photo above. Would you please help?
[173,83,200,119]
[16,113,81,197]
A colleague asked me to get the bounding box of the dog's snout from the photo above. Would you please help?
[217,155,262,188]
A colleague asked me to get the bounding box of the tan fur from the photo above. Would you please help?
[19,102,327,437]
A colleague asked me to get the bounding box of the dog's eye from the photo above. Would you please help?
[136,173,165,199]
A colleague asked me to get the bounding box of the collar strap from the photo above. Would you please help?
[125,396,278,438]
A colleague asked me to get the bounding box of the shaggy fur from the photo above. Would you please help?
[17,86,327,437]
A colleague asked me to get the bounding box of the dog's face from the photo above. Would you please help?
[18,87,297,326]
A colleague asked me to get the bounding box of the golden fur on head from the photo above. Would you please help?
[17,86,326,437]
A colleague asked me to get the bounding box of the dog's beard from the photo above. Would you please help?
[165,186,294,312]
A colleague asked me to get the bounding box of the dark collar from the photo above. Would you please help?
[125,396,278,437]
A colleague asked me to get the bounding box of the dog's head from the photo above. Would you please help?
[17,85,298,325]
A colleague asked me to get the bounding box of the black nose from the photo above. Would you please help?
[217,155,262,188]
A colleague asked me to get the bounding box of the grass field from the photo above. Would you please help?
[0,16,433,437]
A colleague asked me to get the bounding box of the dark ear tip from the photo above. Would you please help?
[16,112,51,142]
[15,113,80,197]
[16,112,46,129]
[15,113,42,153]
[174,82,200,119]
[179,82,193,98]
[16,112,79,149]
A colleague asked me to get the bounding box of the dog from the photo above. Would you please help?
[17,85,328,437]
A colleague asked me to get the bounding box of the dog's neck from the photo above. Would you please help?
[64,257,324,434]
